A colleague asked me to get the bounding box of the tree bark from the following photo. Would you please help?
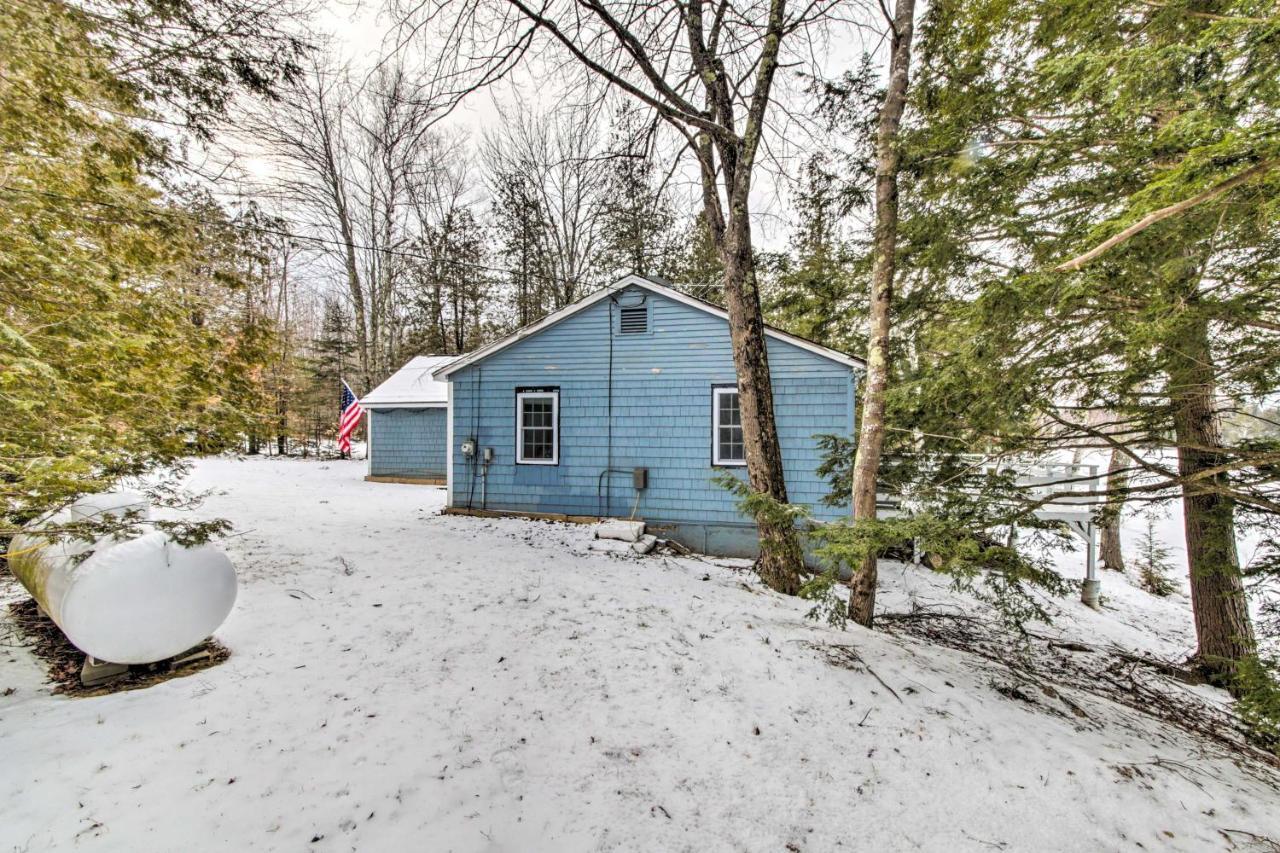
[690,0,805,594]
[1167,309,1256,682]
[722,214,804,594]
[315,98,371,389]
[1099,448,1126,571]
[848,0,916,627]
[471,0,810,592]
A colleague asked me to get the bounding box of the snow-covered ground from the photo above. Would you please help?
[2,457,1277,852]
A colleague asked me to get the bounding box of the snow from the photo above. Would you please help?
[2,457,1278,852]
[360,355,456,406]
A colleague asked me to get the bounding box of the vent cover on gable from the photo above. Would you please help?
[618,303,648,334]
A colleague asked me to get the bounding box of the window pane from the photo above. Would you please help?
[523,429,552,460]
[716,391,745,462]
[522,428,551,459]
[720,392,740,425]
[719,433,743,461]
[524,399,551,427]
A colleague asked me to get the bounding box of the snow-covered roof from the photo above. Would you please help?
[361,355,458,408]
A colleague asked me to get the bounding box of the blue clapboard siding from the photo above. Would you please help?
[370,408,447,478]
[447,285,858,532]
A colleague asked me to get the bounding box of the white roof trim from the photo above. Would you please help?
[364,401,449,410]
[432,274,864,379]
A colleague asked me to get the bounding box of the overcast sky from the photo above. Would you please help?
[229,0,888,255]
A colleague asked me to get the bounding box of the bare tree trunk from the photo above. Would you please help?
[318,129,371,388]
[848,0,916,627]
[434,261,446,349]
[313,86,372,388]
[519,246,529,325]
[722,215,804,594]
[1167,310,1256,682]
[400,0,846,593]
[452,274,464,352]
[1099,448,1126,571]
[338,220,370,385]
[696,0,807,594]
[275,249,292,456]
[262,64,445,389]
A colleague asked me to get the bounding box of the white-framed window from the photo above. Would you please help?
[712,386,746,466]
[516,389,559,465]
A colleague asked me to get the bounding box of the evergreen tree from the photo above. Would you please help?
[297,298,360,455]
[598,108,680,279]
[401,207,492,357]
[312,298,357,395]
[180,194,285,454]
[907,0,1279,680]
[0,0,293,538]
[766,156,862,350]
[1133,516,1178,598]
[490,171,554,326]
[673,214,727,306]
[440,209,492,354]
[88,0,304,140]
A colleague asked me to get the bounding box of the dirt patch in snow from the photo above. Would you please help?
[3,596,230,697]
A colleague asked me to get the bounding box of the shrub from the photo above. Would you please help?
[1235,655,1280,754]
[1131,515,1177,597]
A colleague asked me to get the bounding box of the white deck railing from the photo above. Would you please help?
[876,458,1104,523]
[870,457,1107,603]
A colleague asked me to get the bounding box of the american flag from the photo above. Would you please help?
[338,380,364,455]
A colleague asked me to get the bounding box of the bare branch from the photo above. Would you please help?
[1056,159,1279,271]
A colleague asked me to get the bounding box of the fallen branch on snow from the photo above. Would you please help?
[876,603,1280,775]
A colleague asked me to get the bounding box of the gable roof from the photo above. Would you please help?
[362,355,455,407]
[432,274,864,380]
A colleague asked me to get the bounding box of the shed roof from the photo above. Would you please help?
[433,274,864,380]
[361,355,457,408]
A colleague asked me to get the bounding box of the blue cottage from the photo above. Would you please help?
[432,275,863,558]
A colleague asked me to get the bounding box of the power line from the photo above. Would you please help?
[1,183,569,285]
[0,184,650,290]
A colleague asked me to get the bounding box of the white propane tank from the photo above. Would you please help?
[9,493,238,665]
